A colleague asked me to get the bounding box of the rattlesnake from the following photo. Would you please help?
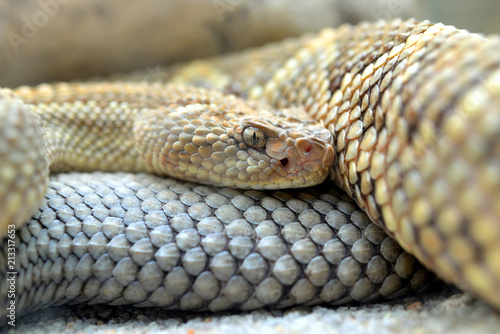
[1,18,500,323]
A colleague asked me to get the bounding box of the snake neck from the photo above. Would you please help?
[36,105,146,173]
[13,83,150,174]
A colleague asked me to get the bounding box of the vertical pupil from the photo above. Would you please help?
[253,131,257,146]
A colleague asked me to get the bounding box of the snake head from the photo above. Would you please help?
[135,90,335,190]
[235,107,335,189]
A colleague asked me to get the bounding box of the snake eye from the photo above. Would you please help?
[242,127,266,149]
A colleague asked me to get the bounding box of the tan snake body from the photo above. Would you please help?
[1,18,500,322]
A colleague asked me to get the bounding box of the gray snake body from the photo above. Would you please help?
[0,173,430,318]
[2,18,500,323]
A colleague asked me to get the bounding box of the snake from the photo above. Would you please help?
[1,18,500,324]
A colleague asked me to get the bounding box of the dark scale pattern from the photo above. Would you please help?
[0,172,433,319]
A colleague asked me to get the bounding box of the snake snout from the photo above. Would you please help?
[266,130,335,188]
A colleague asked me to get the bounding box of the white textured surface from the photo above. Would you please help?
[7,291,500,333]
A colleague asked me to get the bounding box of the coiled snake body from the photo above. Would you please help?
[1,19,500,322]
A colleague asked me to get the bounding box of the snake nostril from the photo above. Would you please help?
[280,158,289,167]
[304,143,312,154]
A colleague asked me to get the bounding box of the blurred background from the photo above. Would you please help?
[1,0,499,86]
[417,0,500,34]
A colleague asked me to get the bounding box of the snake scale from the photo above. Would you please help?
[1,18,500,324]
